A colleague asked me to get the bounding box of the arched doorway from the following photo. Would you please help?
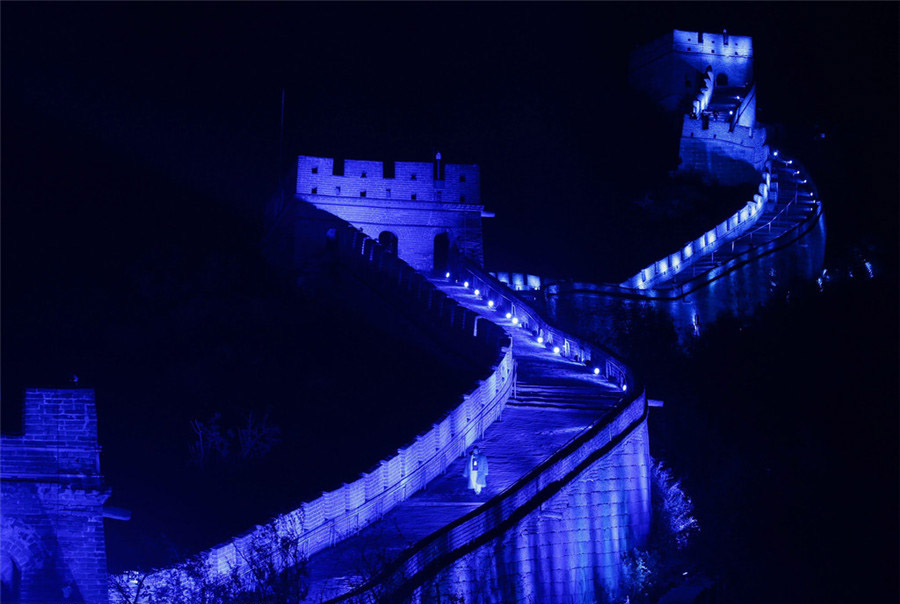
[715,73,728,86]
[1,552,20,604]
[433,232,450,274]
[378,231,398,255]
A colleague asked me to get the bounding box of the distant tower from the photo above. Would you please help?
[1,389,110,604]
[295,154,492,273]
[629,29,767,185]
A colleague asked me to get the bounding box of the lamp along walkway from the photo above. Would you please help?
[304,282,625,602]
[646,152,822,293]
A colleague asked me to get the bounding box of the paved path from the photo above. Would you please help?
[304,284,623,602]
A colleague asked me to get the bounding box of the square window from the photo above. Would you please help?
[411,173,417,180]
[335,186,341,195]
[459,174,466,183]
[361,171,367,178]
[360,190,367,197]
[411,193,417,200]
[385,188,391,198]
[460,194,466,203]
[311,187,317,194]
[312,166,318,174]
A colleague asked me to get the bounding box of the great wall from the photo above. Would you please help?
[1,29,825,604]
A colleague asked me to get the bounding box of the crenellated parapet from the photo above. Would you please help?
[295,155,490,272]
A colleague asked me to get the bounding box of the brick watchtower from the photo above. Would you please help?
[1,389,110,604]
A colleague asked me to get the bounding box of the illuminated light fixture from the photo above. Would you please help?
[445,272,451,279]
[487,300,495,308]
[593,367,600,375]
[463,281,469,288]
[801,179,808,184]
[505,312,512,319]
[786,160,793,165]
[622,384,628,392]
[773,150,779,157]
[684,245,692,258]
[537,336,544,343]
[511,317,519,325]
[474,289,480,296]
[553,346,561,354]
[729,110,734,115]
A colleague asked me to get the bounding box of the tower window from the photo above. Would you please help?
[360,190,367,197]
[411,173,417,180]
[459,174,466,182]
[312,166,318,174]
[311,187,317,194]
[361,171,367,178]
[460,194,466,202]
[411,193,417,200]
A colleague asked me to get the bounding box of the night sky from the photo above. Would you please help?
[2,2,898,600]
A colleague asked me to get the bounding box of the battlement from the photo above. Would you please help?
[295,154,488,272]
[629,29,754,114]
[296,155,482,205]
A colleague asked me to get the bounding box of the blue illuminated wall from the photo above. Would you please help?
[628,29,754,114]
[295,155,489,272]
[1,389,110,604]
[629,29,767,186]
[414,417,651,603]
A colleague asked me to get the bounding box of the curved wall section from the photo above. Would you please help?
[110,209,513,603]
[322,263,650,603]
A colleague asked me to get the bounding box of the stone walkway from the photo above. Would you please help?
[304,284,624,602]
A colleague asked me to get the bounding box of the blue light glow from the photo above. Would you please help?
[511,317,519,325]
[537,336,544,343]
[553,346,561,354]
[773,150,779,157]
[445,272,451,279]
[474,289,480,296]
[593,367,600,375]
[488,300,494,308]
[622,384,628,392]
[505,312,512,319]
[464,281,469,288]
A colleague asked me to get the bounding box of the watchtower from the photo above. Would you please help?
[630,29,767,186]
[1,389,110,604]
[295,154,492,273]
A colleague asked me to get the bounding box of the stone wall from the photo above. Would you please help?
[678,120,769,185]
[1,388,110,604]
[629,29,754,113]
[415,420,651,604]
[623,167,772,290]
[111,210,512,602]
[318,263,649,603]
[295,156,487,272]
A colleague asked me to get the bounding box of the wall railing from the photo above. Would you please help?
[321,260,646,603]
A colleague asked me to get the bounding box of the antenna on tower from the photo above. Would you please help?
[279,88,285,210]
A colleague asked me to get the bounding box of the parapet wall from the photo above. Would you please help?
[1,389,110,604]
[324,263,647,602]
[679,119,769,184]
[624,166,772,290]
[629,29,754,113]
[112,205,512,602]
